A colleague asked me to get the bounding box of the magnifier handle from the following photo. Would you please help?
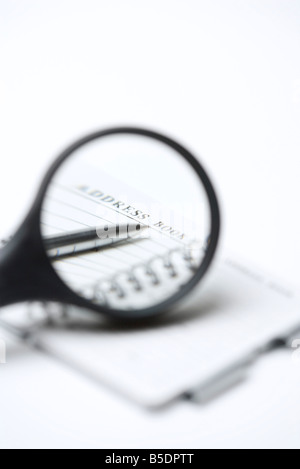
[0,225,71,308]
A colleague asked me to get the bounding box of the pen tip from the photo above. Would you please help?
[127,223,149,230]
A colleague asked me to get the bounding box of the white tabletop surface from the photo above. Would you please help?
[0,0,300,449]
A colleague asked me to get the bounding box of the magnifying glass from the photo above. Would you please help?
[0,127,220,319]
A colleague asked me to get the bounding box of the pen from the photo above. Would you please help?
[45,224,148,260]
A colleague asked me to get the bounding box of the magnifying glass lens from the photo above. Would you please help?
[40,132,218,315]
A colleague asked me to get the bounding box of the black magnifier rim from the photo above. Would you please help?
[34,127,221,319]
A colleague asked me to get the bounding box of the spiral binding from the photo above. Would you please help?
[0,232,206,310]
[89,243,204,306]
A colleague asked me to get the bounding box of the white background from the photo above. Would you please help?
[0,0,300,449]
